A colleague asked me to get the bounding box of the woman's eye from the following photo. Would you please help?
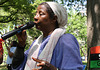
[40,13,43,15]
[39,11,44,16]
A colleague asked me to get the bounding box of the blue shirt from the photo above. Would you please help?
[13,33,83,70]
[7,47,16,64]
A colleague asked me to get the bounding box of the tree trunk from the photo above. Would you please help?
[87,0,100,70]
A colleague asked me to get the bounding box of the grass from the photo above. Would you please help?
[0,65,7,70]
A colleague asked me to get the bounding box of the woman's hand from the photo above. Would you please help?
[32,57,57,70]
[15,25,27,47]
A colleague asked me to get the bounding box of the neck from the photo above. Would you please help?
[42,24,56,38]
[43,28,55,38]
[43,30,53,38]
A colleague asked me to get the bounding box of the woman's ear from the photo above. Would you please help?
[51,15,58,28]
[53,15,57,23]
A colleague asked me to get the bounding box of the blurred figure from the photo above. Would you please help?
[0,38,3,64]
[5,41,17,70]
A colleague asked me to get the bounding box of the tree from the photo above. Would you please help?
[87,0,100,70]
[0,0,35,24]
[0,0,44,53]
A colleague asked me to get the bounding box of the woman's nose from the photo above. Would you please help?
[34,14,39,21]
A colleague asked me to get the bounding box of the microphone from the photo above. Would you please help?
[1,21,35,40]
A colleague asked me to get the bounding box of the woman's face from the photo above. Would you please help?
[34,5,54,31]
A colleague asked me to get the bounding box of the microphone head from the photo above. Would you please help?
[26,21,36,29]
[21,21,35,30]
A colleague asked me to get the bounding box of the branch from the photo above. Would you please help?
[0,10,18,23]
[0,0,10,5]
[0,5,15,7]
[0,17,17,23]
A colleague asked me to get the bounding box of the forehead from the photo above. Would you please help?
[37,5,47,12]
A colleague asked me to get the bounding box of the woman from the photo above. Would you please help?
[12,2,83,70]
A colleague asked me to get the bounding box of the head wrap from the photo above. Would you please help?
[46,2,67,28]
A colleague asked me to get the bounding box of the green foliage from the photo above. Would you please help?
[0,66,7,70]
[0,0,34,24]
[0,0,45,51]
[67,9,87,56]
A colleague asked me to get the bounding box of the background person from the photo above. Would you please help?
[5,41,17,70]
[12,1,83,70]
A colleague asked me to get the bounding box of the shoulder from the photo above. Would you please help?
[59,33,77,42]
[11,47,17,49]
[61,33,75,38]
[10,47,16,51]
[56,33,79,49]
